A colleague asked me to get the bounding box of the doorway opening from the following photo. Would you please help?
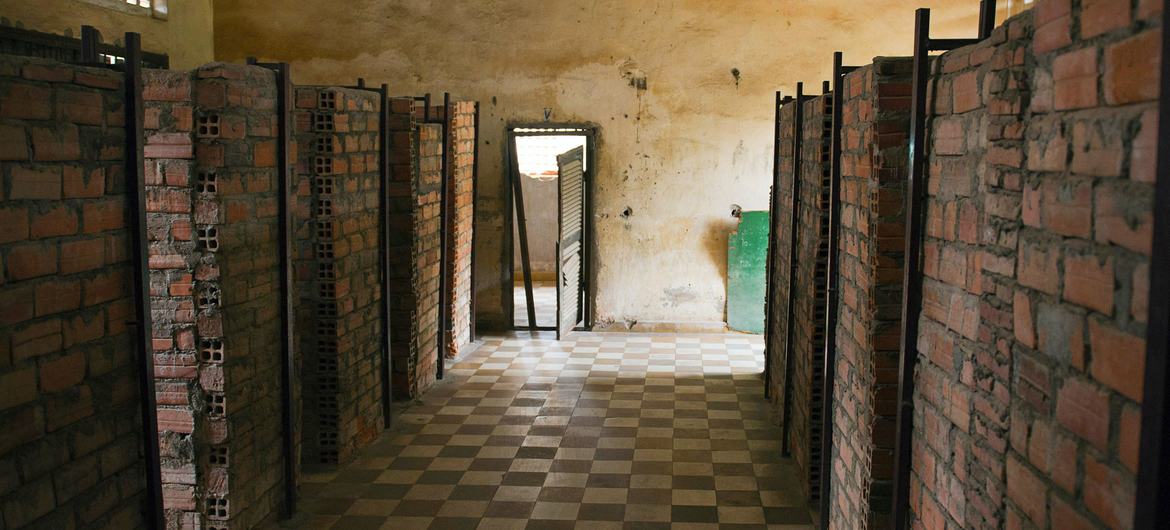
[506,125,596,338]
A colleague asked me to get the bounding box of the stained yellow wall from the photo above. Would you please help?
[4,0,214,69]
[213,0,1002,329]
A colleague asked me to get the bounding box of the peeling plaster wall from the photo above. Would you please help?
[213,0,990,329]
[4,0,214,69]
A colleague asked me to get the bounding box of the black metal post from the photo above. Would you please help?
[1134,4,1170,528]
[251,60,299,519]
[818,51,851,530]
[437,93,450,380]
[378,84,394,427]
[510,131,538,331]
[781,82,806,456]
[470,102,480,342]
[892,10,932,529]
[80,26,100,64]
[123,32,164,530]
[765,90,782,401]
[978,0,998,40]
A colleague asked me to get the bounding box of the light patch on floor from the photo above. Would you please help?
[296,331,813,529]
[514,281,557,328]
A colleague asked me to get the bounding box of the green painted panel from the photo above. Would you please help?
[727,210,769,333]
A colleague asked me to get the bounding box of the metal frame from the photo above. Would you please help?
[437,92,450,380]
[470,103,481,342]
[818,51,857,529]
[0,24,169,67]
[1134,3,1170,528]
[340,78,399,436]
[780,82,811,456]
[504,124,597,333]
[765,90,783,401]
[247,58,299,518]
[123,32,164,530]
[891,7,985,528]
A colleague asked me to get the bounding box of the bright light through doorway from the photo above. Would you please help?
[515,134,587,180]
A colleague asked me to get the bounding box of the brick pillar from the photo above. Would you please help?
[444,100,476,358]
[142,67,204,529]
[293,86,386,466]
[766,100,796,421]
[387,99,441,398]
[829,57,911,530]
[0,56,147,529]
[791,93,832,502]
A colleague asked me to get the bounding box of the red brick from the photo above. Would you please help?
[82,199,125,234]
[1063,254,1113,315]
[1130,108,1157,184]
[1105,29,1161,105]
[60,238,106,274]
[0,366,37,411]
[30,124,81,161]
[1050,495,1095,530]
[1088,318,1145,401]
[1119,404,1141,472]
[55,88,103,126]
[1018,242,1060,295]
[0,284,35,326]
[64,312,105,347]
[7,241,57,280]
[35,279,81,316]
[22,63,72,82]
[1006,456,1047,527]
[63,166,105,199]
[1040,178,1091,237]
[74,70,121,90]
[1083,456,1134,528]
[1053,47,1098,110]
[157,408,194,434]
[40,351,86,393]
[82,270,125,306]
[0,123,28,160]
[0,82,51,120]
[143,70,191,102]
[44,385,93,431]
[10,165,62,200]
[1081,0,1132,38]
[1132,262,1148,323]
[1055,376,1109,449]
[0,206,29,245]
[1013,291,1035,348]
[29,204,79,238]
[1094,182,1153,255]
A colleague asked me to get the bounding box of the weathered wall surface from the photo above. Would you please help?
[0,56,147,529]
[910,1,1159,528]
[5,0,215,69]
[213,0,994,329]
[512,174,558,276]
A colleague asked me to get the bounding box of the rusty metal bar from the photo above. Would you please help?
[978,0,998,39]
[765,89,782,401]
[437,92,450,380]
[509,128,538,331]
[123,31,164,530]
[378,83,394,427]
[470,102,480,341]
[781,82,806,456]
[80,25,100,64]
[1135,3,1170,528]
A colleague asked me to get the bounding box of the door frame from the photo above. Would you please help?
[503,123,597,332]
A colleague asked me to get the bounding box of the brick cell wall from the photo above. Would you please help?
[445,101,476,358]
[792,93,833,503]
[0,57,147,529]
[142,67,203,529]
[293,86,385,467]
[190,62,285,529]
[766,101,796,424]
[910,2,1159,528]
[830,57,912,530]
[387,99,441,398]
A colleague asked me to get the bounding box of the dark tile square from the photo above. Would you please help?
[419,470,464,484]
[485,500,535,518]
[428,517,480,530]
[673,475,715,490]
[330,515,385,530]
[450,485,498,501]
[579,503,626,521]
[393,499,445,517]
[763,506,812,524]
[671,505,719,523]
[538,487,586,502]
[516,446,558,459]
[587,474,631,488]
[716,490,761,506]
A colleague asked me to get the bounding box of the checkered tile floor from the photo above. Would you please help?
[514,281,557,328]
[296,332,813,529]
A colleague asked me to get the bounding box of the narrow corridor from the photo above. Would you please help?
[297,332,814,529]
